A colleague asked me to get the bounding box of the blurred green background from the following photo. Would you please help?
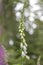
[0,0,43,65]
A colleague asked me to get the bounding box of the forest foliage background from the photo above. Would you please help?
[0,0,43,65]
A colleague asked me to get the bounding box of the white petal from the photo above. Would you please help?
[29,0,38,6]
[26,55,30,60]
[29,16,35,22]
[23,46,27,51]
[40,16,43,21]
[20,43,23,48]
[32,5,41,11]
[29,28,34,35]
[15,3,24,11]
[24,9,29,17]
[9,39,14,46]
[21,51,26,57]
[32,23,37,29]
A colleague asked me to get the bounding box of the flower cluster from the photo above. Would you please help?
[0,45,8,65]
[18,16,30,60]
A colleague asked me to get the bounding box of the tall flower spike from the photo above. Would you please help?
[0,45,8,65]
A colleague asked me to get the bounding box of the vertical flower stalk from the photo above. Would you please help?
[15,1,30,63]
[18,3,30,59]
[19,15,30,60]
[0,45,8,65]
